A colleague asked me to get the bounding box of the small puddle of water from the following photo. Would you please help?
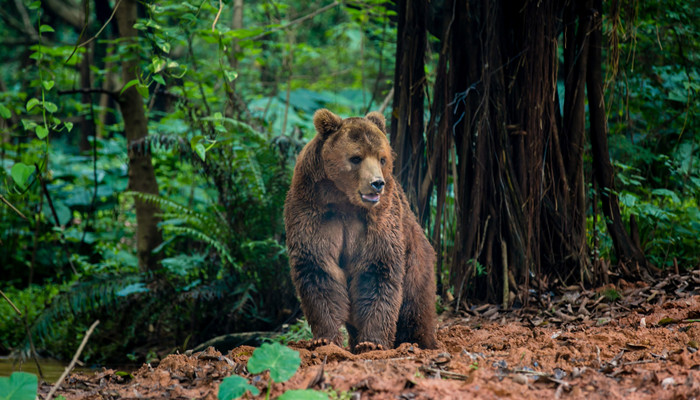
[0,356,96,383]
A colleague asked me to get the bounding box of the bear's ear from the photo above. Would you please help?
[365,111,386,133]
[313,109,342,139]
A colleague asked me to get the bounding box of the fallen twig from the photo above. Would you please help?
[306,355,326,389]
[419,365,470,380]
[364,356,416,362]
[622,359,655,366]
[46,320,100,400]
[508,368,552,377]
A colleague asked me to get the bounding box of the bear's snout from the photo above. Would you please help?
[370,179,385,192]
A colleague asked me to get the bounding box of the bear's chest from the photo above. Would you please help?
[323,210,367,270]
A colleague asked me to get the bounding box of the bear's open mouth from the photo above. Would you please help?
[361,193,380,203]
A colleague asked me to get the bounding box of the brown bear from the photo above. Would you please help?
[284,109,437,353]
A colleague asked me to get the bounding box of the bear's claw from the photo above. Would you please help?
[355,341,384,353]
[310,338,334,348]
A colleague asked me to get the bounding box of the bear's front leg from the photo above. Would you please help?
[291,254,349,347]
[349,263,404,353]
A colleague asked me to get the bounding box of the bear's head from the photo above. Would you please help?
[313,109,393,209]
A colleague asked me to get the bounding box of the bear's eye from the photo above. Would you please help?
[349,156,362,165]
[380,158,387,166]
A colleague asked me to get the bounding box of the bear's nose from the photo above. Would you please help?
[371,179,385,192]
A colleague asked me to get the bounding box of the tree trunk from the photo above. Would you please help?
[586,0,652,276]
[397,0,613,305]
[115,0,163,272]
[539,0,591,284]
[388,0,655,304]
[390,0,428,221]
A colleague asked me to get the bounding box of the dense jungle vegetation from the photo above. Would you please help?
[0,0,698,366]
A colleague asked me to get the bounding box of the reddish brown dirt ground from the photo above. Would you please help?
[40,272,700,399]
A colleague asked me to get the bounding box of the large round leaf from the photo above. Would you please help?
[0,372,38,400]
[246,342,301,383]
[217,375,259,400]
[10,163,35,189]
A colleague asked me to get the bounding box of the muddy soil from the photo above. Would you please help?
[40,272,700,399]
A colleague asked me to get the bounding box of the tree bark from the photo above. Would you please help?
[115,0,163,272]
[390,0,428,220]
[539,0,591,284]
[586,0,652,276]
[389,0,655,305]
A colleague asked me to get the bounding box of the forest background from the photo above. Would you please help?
[0,0,698,366]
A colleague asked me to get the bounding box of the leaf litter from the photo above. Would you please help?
[41,270,700,399]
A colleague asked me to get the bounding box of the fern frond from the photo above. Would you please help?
[30,274,142,344]
[165,225,236,267]
[128,134,190,157]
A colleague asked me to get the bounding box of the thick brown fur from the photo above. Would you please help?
[284,109,437,354]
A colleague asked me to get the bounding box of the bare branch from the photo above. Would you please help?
[212,0,224,31]
[0,290,22,315]
[46,320,100,399]
[0,194,28,220]
[66,0,123,64]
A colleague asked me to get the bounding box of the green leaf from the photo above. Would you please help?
[44,102,58,113]
[64,121,73,132]
[39,25,55,33]
[26,98,39,112]
[0,104,11,118]
[152,74,166,86]
[10,163,35,189]
[191,135,206,161]
[136,84,149,99]
[116,283,149,297]
[278,390,329,400]
[224,69,238,82]
[36,125,49,139]
[151,57,166,73]
[155,39,171,54]
[651,188,680,204]
[218,375,260,400]
[42,80,55,91]
[0,371,38,400]
[247,342,301,383]
[21,119,37,130]
[120,79,140,95]
[28,1,40,10]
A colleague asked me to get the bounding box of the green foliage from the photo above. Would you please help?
[0,372,38,400]
[0,284,62,353]
[600,0,700,270]
[218,343,326,400]
[600,288,622,302]
[271,318,313,344]
[218,375,260,400]
[0,0,694,367]
[325,388,355,400]
[278,390,329,400]
[247,342,301,383]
